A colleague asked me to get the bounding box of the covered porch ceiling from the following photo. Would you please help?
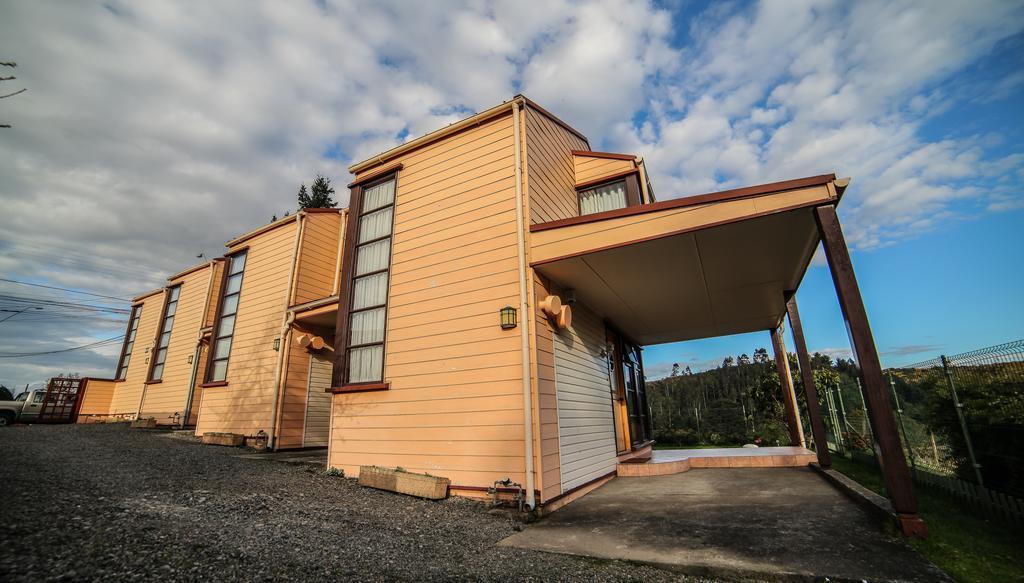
[530,175,847,345]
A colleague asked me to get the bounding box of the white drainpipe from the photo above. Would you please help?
[511,99,536,510]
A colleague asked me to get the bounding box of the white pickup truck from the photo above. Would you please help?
[0,389,47,426]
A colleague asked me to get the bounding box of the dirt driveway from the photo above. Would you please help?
[0,423,686,582]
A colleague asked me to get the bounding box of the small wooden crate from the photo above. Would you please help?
[202,432,244,446]
[130,418,157,429]
[358,466,450,500]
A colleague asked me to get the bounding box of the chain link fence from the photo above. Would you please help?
[818,339,1024,522]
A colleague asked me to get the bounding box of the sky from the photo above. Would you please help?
[1,0,1022,390]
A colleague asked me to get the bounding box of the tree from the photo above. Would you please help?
[722,356,734,367]
[738,353,751,366]
[671,363,680,377]
[0,385,13,401]
[298,174,338,209]
[753,347,770,364]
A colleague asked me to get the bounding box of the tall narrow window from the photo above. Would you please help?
[208,250,247,382]
[345,177,396,384]
[148,286,180,382]
[115,305,143,380]
[578,180,627,215]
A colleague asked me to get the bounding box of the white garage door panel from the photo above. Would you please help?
[554,303,618,493]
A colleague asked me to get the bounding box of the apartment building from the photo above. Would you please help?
[77,95,921,530]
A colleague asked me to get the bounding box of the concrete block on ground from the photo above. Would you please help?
[202,432,244,447]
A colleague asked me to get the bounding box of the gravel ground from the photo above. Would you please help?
[0,423,694,582]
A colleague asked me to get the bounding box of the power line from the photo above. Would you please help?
[0,278,133,302]
[0,335,125,358]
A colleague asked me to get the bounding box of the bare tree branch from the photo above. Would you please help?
[0,62,17,67]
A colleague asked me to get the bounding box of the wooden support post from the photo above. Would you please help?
[770,324,805,448]
[814,204,926,537]
[785,293,832,468]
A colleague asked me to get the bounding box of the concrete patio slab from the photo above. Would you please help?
[502,467,949,582]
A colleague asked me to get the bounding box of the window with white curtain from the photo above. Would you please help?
[578,180,627,216]
[345,177,396,384]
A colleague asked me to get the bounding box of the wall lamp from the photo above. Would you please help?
[500,306,518,330]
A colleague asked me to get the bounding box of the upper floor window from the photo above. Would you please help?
[344,177,396,384]
[207,250,247,382]
[148,285,181,382]
[115,304,143,380]
[578,180,627,215]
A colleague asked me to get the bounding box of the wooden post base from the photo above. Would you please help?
[897,513,929,538]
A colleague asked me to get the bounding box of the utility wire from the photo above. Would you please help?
[0,335,125,358]
[0,278,133,302]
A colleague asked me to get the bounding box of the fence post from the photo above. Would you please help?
[940,355,984,486]
[889,372,915,469]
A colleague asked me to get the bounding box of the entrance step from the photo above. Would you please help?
[617,446,817,477]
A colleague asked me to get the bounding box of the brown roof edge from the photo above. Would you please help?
[347,162,404,188]
[132,288,165,303]
[571,149,636,161]
[531,173,839,232]
[302,207,344,214]
[520,96,590,146]
[575,168,640,190]
[167,260,213,282]
[225,213,300,248]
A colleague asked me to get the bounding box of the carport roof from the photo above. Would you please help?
[530,174,848,345]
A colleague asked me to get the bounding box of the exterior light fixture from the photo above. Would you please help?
[500,306,517,330]
[273,338,281,351]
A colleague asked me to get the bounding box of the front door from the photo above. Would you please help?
[621,341,651,446]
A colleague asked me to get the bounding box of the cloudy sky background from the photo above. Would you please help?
[1,0,1023,388]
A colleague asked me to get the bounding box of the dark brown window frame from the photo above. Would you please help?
[576,171,641,217]
[205,248,248,384]
[331,169,400,392]
[146,284,181,383]
[115,304,143,380]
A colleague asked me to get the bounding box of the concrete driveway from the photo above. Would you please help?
[502,467,949,581]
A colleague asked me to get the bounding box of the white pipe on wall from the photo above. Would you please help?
[511,99,536,510]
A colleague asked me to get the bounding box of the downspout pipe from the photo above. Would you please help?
[511,99,536,511]
[269,212,306,449]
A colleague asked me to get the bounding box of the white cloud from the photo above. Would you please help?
[1,0,1021,388]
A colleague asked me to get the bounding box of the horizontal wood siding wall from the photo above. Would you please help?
[109,293,163,416]
[533,276,561,500]
[196,222,298,438]
[329,111,527,486]
[278,339,311,449]
[573,155,635,184]
[140,266,210,424]
[76,379,117,420]
[304,351,332,447]
[294,211,342,305]
[553,301,617,492]
[525,106,588,225]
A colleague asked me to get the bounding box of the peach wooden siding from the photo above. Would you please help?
[329,110,528,486]
[573,154,636,184]
[532,276,562,500]
[189,261,223,426]
[293,211,342,305]
[139,265,212,424]
[552,301,617,491]
[76,378,116,422]
[531,184,834,265]
[108,292,163,416]
[278,339,311,449]
[524,105,589,225]
[196,220,299,438]
[304,352,332,446]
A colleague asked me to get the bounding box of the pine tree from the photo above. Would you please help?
[296,183,311,209]
[304,174,337,208]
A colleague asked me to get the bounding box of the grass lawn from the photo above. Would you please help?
[829,455,1024,583]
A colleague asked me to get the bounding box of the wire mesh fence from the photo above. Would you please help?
[818,339,1024,522]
